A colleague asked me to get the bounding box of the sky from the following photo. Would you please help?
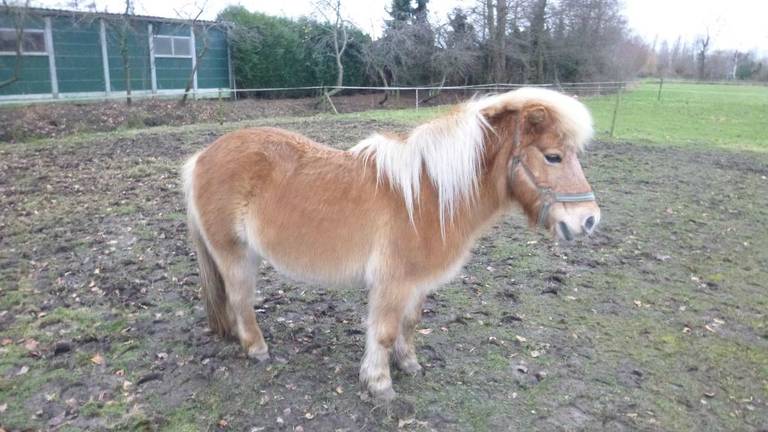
[32,0,768,55]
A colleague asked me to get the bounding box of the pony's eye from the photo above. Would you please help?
[545,154,562,164]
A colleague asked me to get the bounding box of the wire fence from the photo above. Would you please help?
[230,81,628,105]
[0,81,628,106]
[1,81,631,137]
[6,79,765,146]
[223,81,629,120]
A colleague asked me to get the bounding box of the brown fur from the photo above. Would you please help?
[182,93,600,399]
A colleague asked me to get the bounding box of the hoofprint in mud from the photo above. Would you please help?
[181,88,600,400]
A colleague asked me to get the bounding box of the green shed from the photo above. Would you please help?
[0,7,232,103]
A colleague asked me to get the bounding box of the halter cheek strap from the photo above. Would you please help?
[510,156,596,227]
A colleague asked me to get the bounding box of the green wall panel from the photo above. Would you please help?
[104,20,151,92]
[156,57,191,89]
[196,27,229,89]
[0,14,44,29]
[0,55,50,95]
[52,17,105,93]
[1,10,230,99]
[0,13,49,96]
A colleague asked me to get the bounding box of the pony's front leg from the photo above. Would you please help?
[394,294,425,375]
[360,282,409,401]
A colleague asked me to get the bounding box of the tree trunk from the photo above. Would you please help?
[181,31,208,106]
[121,36,132,105]
[324,0,347,100]
[697,33,710,80]
[493,0,507,82]
[530,0,547,83]
[122,0,133,105]
[485,0,495,82]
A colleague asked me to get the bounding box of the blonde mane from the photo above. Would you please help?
[471,87,594,151]
[349,87,593,229]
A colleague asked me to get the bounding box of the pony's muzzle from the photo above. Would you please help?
[551,203,601,241]
[557,221,574,241]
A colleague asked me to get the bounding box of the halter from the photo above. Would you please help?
[506,111,596,227]
[509,156,596,227]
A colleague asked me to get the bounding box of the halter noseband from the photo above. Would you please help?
[509,156,596,227]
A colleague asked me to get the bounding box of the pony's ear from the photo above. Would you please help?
[480,104,512,121]
[481,104,548,127]
[480,104,519,128]
[524,106,547,125]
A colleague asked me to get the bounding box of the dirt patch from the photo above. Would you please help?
[0,92,466,143]
[1,117,767,431]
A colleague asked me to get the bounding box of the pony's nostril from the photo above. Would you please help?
[584,215,596,231]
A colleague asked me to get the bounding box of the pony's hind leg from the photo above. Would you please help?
[360,281,412,401]
[394,293,426,375]
[219,252,269,361]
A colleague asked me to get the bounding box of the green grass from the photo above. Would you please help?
[584,81,768,151]
[340,81,768,152]
[339,105,450,124]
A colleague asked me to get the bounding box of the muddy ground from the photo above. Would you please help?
[1,113,767,431]
[0,92,472,143]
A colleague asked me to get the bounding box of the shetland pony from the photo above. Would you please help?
[182,88,601,400]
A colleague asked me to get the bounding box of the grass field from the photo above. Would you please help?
[1,82,767,431]
[347,80,768,152]
[586,81,768,151]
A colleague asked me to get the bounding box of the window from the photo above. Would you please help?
[153,36,172,56]
[0,28,46,55]
[153,35,191,58]
[172,37,190,56]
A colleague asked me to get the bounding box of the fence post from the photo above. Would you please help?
[415,88,419,110]
[609,83,623,138]
[657,77,664,101]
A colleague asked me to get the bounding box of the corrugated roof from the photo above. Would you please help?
[4,5,228,26]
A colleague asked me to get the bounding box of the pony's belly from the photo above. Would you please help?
[247,229,370,287]
[259,248,368,287]
[243,202,376,287]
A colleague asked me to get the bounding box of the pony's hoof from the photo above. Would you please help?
[369,385,397,402]
[396,358,422,375]
[247,345,270,362]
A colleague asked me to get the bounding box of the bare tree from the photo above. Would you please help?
[656,40,670,77]
[432,8,480,85]
[118,0,135,104]
[313,0,349,112]
[65,0,97,12]
[528,0,547,83]
[491,0,507,82]
[482,0,494,81]
[696,30,710,80]
[177,4,206,106]
[0,0,31,90]
[476,0,509,83]
[102,0,136,104]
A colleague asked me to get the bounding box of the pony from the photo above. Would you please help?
[181,87,601,400]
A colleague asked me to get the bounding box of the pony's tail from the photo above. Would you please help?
[182,153,231,338]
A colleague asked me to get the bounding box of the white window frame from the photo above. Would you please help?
[152,35,192,58]
[0,27,47,56]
